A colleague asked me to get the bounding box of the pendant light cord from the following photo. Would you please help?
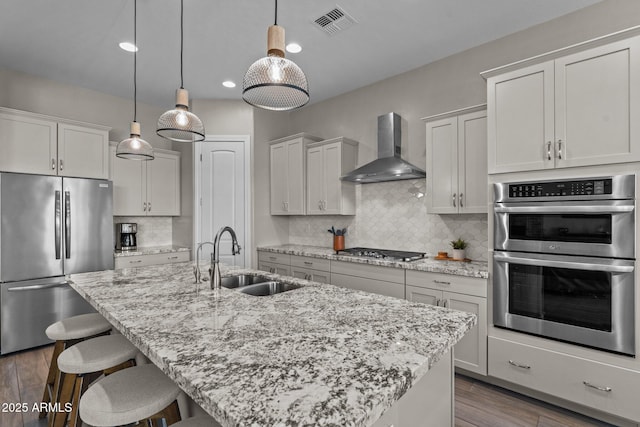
[180,0,184,89]
[133,0,138,123]
[274,0,278,25]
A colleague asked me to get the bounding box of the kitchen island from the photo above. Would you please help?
[69,262,476,426]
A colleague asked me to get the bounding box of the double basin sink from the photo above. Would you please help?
[220,274,300,297]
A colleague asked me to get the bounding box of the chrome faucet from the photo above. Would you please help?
[194,241,215,285]
[210,226,242,290]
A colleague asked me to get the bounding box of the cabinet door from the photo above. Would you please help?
[306,146,324,215]
[57,123,109,179]
[286,138,305,214]
[406,285,441,306]
[110,146,145,216]
[488,61,554,173]
[426,117,458,214]
[146,151,180,216]
[322,142,343,214]
[555,37,640,168]
[269,142,287,215]
[0,112,57,175]
[458,111,487,214]
[443,291,487,375]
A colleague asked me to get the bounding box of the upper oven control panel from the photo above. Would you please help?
[509,178,612,198]
[494,174,635,202]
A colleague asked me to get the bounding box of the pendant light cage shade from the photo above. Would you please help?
[117,122,154,160]
[242,56,309,111]
[157,89,205,142]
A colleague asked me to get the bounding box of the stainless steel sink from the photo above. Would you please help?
[220,274,271,289]
[237,281,300,296]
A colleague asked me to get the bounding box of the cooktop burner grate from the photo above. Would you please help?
[337,247,426,262]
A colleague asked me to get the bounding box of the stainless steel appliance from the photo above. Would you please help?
[0,173,113,354]
[493,175,635,356]
[115,222,137,251]
[337,247,426,262]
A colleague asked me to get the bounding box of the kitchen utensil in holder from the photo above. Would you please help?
[333,235,345,252]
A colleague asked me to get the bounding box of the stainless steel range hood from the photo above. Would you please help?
[341,113,426,183]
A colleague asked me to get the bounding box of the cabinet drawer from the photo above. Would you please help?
[257,251,291,266]
[291,266,330,284]
[406,270,486,298]
[115,252,189,269]
[290,255,330,272]
[331,260,404,284]
[489,336,640,421]
[258,261,291,276]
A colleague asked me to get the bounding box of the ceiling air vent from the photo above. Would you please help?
[313,5,357,36]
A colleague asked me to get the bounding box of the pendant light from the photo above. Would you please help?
[157,0,205,142]
[242,0,309,111]
[117,0,154,160]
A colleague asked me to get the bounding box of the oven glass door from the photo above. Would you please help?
[494,200,634,258]
[493,251,635,356]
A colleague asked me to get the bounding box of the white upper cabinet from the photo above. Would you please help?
[0,107,110,178]
[424,106,487,214]
[110,144,181,216]
[269,133,322,215]
[486,34,640,173]
[306,137,358,215]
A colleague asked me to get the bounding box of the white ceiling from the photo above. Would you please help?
[0,0,600,109]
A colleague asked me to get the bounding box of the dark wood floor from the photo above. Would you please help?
[0,345,614,427]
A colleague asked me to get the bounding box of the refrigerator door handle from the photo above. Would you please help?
[55,190,61,260]
[8,282,68,292]
[64,191,71,259]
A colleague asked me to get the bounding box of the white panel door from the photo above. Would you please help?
[200,140,245,267]
[147,151,180,216]
[306,146,324,215]
[269,142,287,214]
[286,138,305,214]
[109,146,145,216]
[57,123,108,179]
[458,111,487,214]
[322,142,342,214]
[0,112,57,175]
[426,117,457,214]
[444,291,487,375]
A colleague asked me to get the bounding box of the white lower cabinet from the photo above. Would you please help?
[257,251,291,276]
[330,261,404,299]
[489,336,640,422]
[114,251,189,269]
[290,255,330,283]
[406,270,487,375]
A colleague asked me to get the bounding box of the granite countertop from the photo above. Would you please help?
[114,245,191,258]
[258,244,489,279]
[69,262,476,427]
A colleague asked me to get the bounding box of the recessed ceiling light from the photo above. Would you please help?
[222,81,236,88]
[119,42,138,52]
[286,43,302,53]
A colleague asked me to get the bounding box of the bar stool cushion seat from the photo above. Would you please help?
[79,363,180,426]
[45,313,111,341]
[57,334,138,374]
[172,416,218,426]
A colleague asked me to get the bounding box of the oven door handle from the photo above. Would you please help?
[493,254,634,273]
[493,205,634,214]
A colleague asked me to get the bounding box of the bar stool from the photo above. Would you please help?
[54,334,139,427]
[172,416,220,427]
[40,313,112,420]
[79,363,183,426]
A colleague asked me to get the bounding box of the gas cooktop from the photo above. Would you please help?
[337,247,427,262]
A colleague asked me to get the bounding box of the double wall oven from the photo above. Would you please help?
[493,175,635,356]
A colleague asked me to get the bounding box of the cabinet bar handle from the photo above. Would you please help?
[547,141,552,160]
[583,381,612,392]
[52,158,56,170]
[143,202,147,212]
[433,279,450,285]
[59,159,64,171]
[304,261,313,266]
[557,139,563,160]
[459,193,463,208]
[442,299,448,308]
[435,298,441,306]
[269,256,277,261]
[129,260,142,264]
[168,256,178,260]
[452,193,456,208]
[508,360,531,370]
[148,202,151,212]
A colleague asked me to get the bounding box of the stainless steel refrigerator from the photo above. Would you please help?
[0,172,113,354]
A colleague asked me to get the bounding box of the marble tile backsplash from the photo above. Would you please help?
[113,216,173,248]
[289,179,489,261]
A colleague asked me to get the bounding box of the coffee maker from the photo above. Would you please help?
[115,223,137,251]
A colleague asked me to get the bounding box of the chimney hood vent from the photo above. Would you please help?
[340,113,426,183]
